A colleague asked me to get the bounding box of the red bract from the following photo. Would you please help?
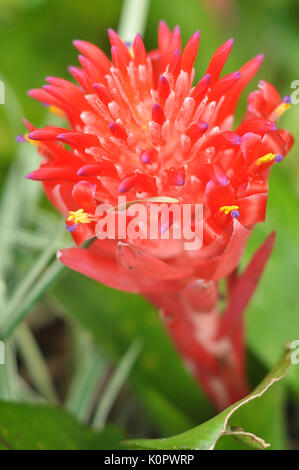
[24,22,293,409]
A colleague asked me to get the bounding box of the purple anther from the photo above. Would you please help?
[231,209,240,218]
[274,154,284,163]
[16,134,26,143]
[66,224,78,233]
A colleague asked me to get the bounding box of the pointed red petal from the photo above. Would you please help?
[133,33,147,65]
[181,30,200,73]
[158,20,171,52]
[26,168,80,181]
[217,54,264,124]
[57,132,99,149]
[213,219,250,280]
[78,162,118,178]
[191,73,211,104]
[208,71,241,102]
[57,241,186,294]
[206,38,234,85]
[73,39,111,73]
[27,127,68,141]
[108,29,131,65]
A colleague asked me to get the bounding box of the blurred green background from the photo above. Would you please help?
[0,0,298,450]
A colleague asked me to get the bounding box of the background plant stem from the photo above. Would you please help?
[118,0,150,41]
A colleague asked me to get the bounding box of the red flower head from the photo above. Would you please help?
[24,23,293,408]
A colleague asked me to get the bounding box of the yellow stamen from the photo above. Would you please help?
[128,46,134,59]
[67,209,92,224]
[49,106,65,118]
[256,153,276,166]
[273,102,291,118]
[24,134,39,146]
[219,205,239,215]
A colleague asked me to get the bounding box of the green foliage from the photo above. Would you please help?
[0,401,125,450]
[127,348,291,450]
[245,171,299,394]
[52,272,213,435]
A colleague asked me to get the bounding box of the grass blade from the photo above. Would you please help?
[66,342,107,423]
[118,0,149,42]
[92,339,142,430]
[15,323,59,404]
[0,260,65,340]
[0,220,64,324]
[0,340,19,400]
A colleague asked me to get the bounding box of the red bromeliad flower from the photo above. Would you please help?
[23,22,293,409]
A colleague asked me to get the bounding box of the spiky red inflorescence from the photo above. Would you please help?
[24,22,293,409]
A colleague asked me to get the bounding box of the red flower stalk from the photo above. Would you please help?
[23,22,293,409]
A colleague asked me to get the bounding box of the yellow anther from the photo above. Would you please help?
[256,153,276,166]
[128,46,134,59]
[68,209,92,224]
[220,205,239,215]
[49,106,65,118]
[24,134,39,146]
[273,102,291,118]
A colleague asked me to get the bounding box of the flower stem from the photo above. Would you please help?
[118,0,150,42]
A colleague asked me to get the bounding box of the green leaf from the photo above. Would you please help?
[52,271,213,435]
[125,346,292,450]
[131,378,197,436]
[0,401,125,450]
[245,171,299,394]
[215,383,287,450]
